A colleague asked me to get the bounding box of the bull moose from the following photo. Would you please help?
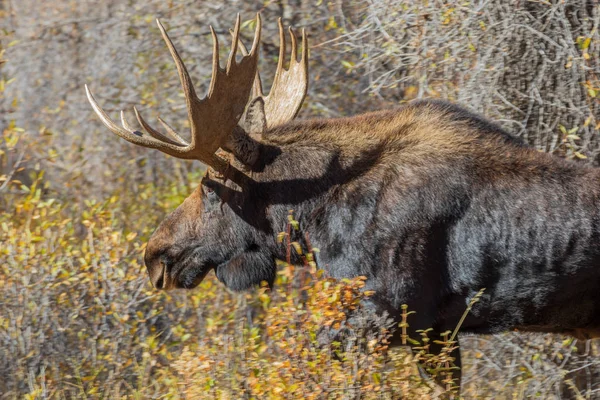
[85,14,600,389]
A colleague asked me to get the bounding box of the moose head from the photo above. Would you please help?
[86,15,308,291]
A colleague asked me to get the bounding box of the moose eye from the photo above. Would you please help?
[203,183,218,198]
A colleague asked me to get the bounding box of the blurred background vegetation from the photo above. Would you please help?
[1,0,599,398]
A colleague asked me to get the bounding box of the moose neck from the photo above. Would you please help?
[248,114,400,266]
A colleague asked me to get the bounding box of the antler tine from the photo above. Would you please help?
[106,22,193,149]
[239,19,308,129]
[120,110,136,132]
[232,28,263,99]
[301,28,308,64]
[276,19,286,73]
[85,85,193,158]
[156,19,199,112]
[226,14,241,73]
[251,13,262,55]
[133,107,186,146]
[207,25,220,99]
[157,117,188,145]
[120,106,184,146]
[218,13,261,98]
[288,26,298,63]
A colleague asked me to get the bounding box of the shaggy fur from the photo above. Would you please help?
[144,99,600,385]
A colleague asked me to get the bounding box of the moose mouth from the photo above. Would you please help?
[176,264,214,289]
[168,251,238,290]
[173,259,235,290]
[158,245,271,291]
[158,251,220,290]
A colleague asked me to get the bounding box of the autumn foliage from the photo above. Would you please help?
[0,135,458,397]
[2,0,600,398]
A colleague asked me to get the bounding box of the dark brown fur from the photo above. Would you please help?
[144,99,600,387]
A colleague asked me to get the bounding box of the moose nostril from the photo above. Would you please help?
[155,274,164,290]
[151,258,168,290]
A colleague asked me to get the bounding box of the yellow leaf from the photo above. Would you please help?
[582,37,592,50]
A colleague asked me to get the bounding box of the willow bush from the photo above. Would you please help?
[1,153,459,398]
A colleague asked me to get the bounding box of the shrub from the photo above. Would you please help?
[0,168,461,398]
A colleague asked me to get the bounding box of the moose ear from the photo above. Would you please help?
[244,97,267,136]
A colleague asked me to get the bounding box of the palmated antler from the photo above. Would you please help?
[85,14,262,177]
[237,18,308,129]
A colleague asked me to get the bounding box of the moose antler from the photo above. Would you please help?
[236,18,308,129]
[85,14,262,176]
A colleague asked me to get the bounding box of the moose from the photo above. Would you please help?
[86,15,600,388]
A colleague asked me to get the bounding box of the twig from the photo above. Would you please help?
[0,150,25,192]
